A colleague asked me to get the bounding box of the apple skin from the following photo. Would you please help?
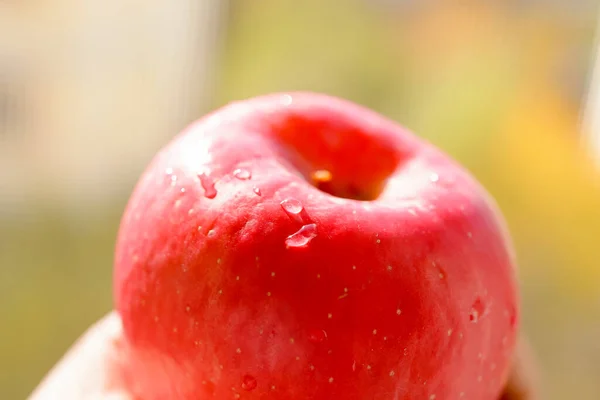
[114,92,519,399]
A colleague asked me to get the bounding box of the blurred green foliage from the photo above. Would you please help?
[3,0,600,399]
[1,209,119,398]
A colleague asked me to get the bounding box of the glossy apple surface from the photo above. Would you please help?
[114,92,519,399]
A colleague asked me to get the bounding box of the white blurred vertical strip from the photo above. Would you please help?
[150,0,228,135]
[582,7,600,166]
[170,0,228,131]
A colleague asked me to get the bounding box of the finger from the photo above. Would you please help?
[500,335,540,400]
[28,312,133,400]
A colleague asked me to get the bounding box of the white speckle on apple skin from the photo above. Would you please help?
[280,94,293,106]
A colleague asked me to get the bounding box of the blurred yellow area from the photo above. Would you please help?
[1,0,599,399]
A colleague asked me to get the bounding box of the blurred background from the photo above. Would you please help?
[1,0,599,398]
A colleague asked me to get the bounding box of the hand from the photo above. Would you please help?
[501,336,540,400]
[29,312,539,400]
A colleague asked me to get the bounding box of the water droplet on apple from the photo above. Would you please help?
[308,329,327,343]
[430,173,439,183]
[285,223,317,248]
[469,298,486,323]
[198,173,217,199]
[280,198,303,216]
[253,186,262,196]
[233,168,251,180]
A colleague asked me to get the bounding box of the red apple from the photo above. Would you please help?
[114,92,519,399]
